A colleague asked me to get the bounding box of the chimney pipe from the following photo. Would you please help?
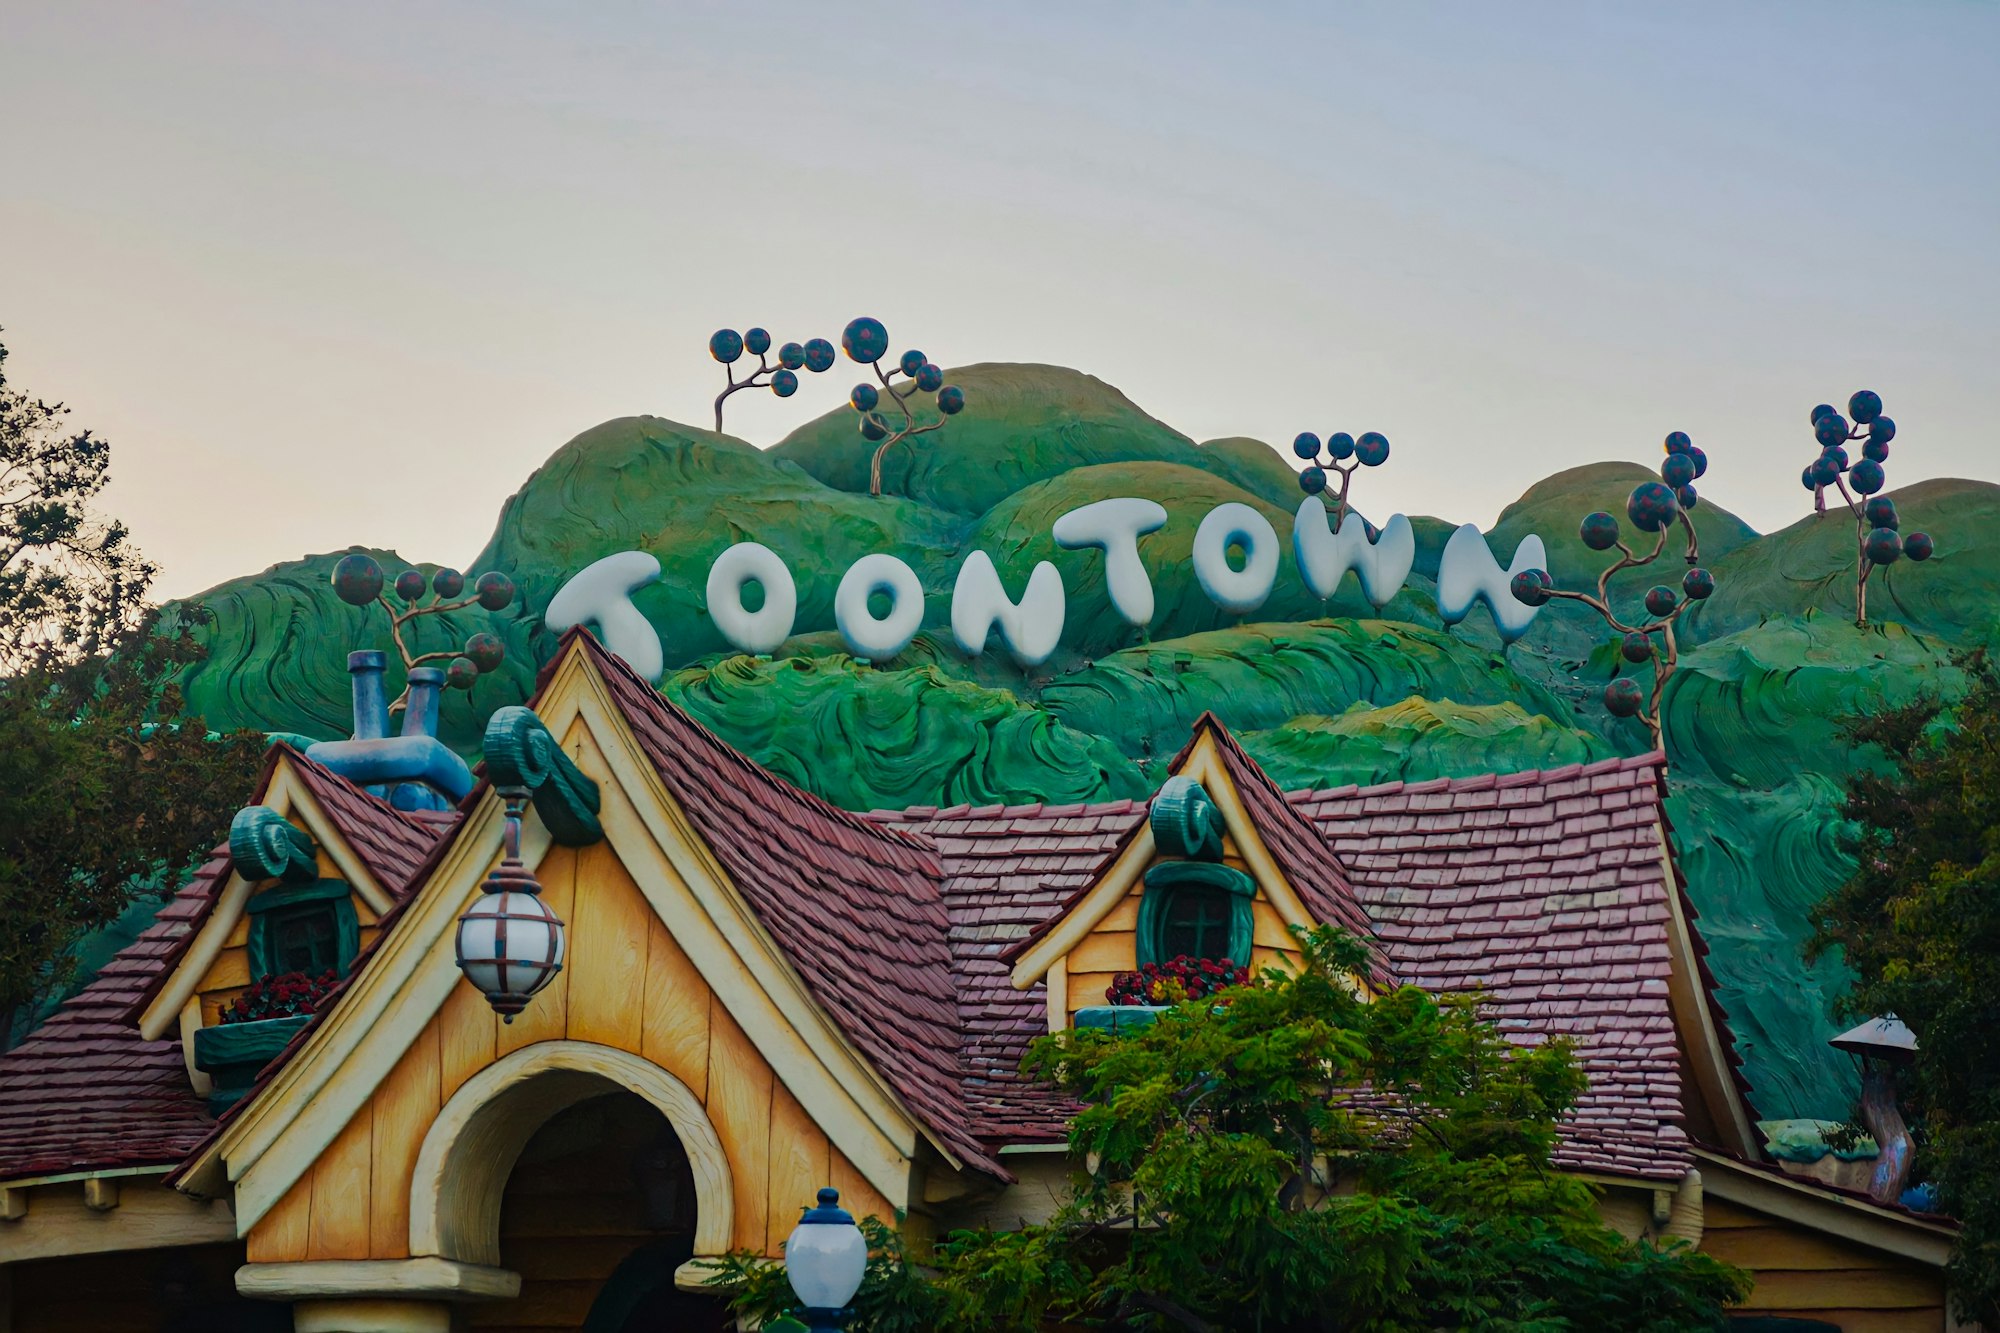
[348,651,389,741]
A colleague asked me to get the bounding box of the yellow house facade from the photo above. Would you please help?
[0,631,1971,1331]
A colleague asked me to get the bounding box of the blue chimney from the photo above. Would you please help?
[348,651,390,741]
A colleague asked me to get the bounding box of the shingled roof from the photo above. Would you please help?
[578,633,1004,1178]
[0,748,453,1184]
[1289,754,1720,1182]
[870,799,1146,1144]
[0,632,1741,1194]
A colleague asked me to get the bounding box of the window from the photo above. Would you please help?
[1136,862,1255,970]
[1159,885,1235,964]
[266,902,341,975]
[246,879,360,981]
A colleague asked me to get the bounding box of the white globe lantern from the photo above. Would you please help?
[455,889,565,1020]
[784,1187,867,1330]
[454,791,566,1021]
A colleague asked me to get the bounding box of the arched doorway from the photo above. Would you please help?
[467,1091,733,1333]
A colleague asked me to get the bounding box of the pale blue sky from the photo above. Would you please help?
[3,2,1995,597]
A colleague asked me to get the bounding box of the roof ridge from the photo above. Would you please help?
[1285,749,1670,802]
[563,629,943,861]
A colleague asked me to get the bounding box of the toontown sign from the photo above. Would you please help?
[545,492,1550,681]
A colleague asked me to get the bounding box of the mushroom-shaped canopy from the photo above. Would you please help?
[1829,1014,1917,1064]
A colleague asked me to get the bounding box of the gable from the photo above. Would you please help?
[1007,726,1359,1028]
[241,834,896,1266]
[136,754,409,1045]
[184,638,971,1240]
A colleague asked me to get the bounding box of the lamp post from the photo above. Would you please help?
[784,1187,867,1333]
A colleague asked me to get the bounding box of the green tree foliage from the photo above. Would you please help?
[0,329,264,1047]
[0,328,154,670]
[712,928,1747,1331]
[1808,654,2000,1327]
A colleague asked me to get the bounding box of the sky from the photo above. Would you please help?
[2,2,1995,600]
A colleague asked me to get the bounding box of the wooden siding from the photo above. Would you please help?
[1698,1195,1949,1330]
[246,838,892,1268]
[1063,837,1303,1023]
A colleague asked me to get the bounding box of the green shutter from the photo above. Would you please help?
[1137,862,1255,968]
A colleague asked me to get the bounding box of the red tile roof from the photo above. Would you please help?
[0,749,453,1184]
[576,633,1004,1179]
[0,633,1742,1195]
[870,799,1146,1144]
[1288,754,1713,1182]
[0,854,229,1182]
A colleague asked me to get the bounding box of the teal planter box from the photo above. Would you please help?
[1073,1005,1168,1033]
[193,1015,311,1112]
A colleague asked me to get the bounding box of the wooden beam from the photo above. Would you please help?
[80,1178,118,1212]
[0,1189,24,1222]
[0,1181,235,1263]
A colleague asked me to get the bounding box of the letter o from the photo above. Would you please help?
[706,542,798,655]
[1192,503,1280,614]
[834,554,926,660]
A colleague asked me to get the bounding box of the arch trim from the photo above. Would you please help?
[407,1040,733,1265]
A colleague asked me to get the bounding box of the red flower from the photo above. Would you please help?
[222,969,339,1024]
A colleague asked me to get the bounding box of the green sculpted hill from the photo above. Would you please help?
[156,362,2000,1124]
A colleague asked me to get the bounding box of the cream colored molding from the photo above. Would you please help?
[571,706,927,1190]
[1010,822,1155,989]
[0,1179,235,1263]
[237,1257,519,1301]
[1692,1147,1955,1267]
[1653,827,1761,1159]
[177,997,213,1097]
[80,1178,117,1212]
[207,639,928,1232]
[1178,736,1318,941]
[279,766,396,917]
[1044,956,1068,1032]
[292,1299,452,1333]
[138,869,252,1041]
[0,1189,23,1222]
[1010,730,1320,992]
[0,1165,174,1191]
[138,761,394,1042]
[407,1040,733,1267]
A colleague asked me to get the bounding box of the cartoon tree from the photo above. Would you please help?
[1290,429,1391,524]
[837,317,965,497]
[1798,391,1935,627]
[708,327,837,434]
[1509,434,1717,753]
[330,554,517,711]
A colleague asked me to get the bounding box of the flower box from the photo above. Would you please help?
[192,1015,311,1112]
[1073,1005,1170,1033]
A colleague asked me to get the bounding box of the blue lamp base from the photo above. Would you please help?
[802,1309,847,1333]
